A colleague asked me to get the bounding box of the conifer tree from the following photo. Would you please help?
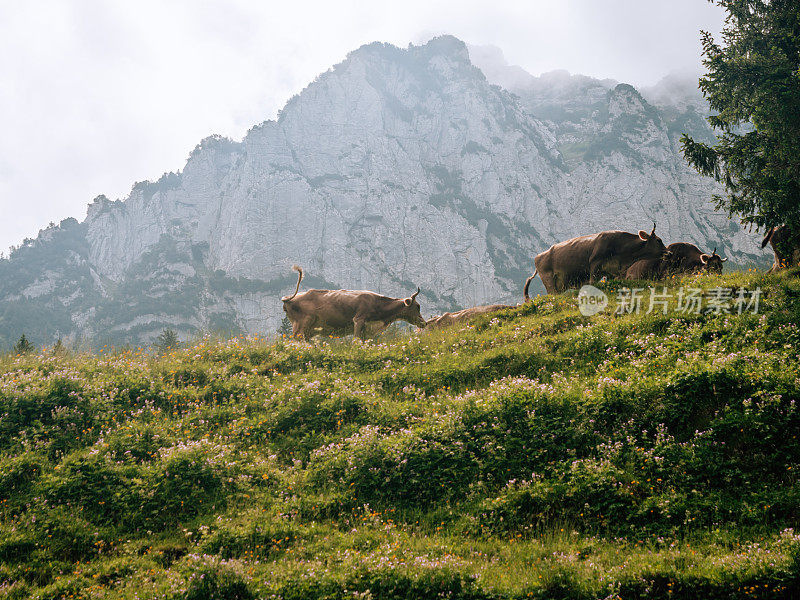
[155,329,180,352]
[681,0,800,232]
[278,316,293,338]
[13,334,34,355]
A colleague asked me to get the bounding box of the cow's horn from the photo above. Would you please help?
[721,257,728,262]
[410,287,420,301]
[700,254,709,264]
[712,247,718,256]
[651,222,656,235]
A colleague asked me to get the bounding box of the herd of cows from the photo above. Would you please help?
[281,224,797,340]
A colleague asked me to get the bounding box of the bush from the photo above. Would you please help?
[240,375,370,462]
[309,424,475,507]
[0,375,92,455]
[0,453,42,507]
[276,570,500,600]
[201,520,299,559]
[43,443,231,531]
[180,565,254,600]
[143,443,230,528]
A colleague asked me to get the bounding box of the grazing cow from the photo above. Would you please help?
[666,243,726,275]
[625,244,726,280]
[281,266,426,340]
[762,226,800,272]
[526,224,669,294]
[425,304,514,330]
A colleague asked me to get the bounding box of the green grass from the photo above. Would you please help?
[1,269,799,599]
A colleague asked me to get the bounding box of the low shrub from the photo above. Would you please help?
[179,565,254,600]
[202,520,299,560]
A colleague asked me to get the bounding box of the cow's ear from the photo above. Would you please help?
[403,298,412,306]
[639,230,650,240]
[700,254,709,264]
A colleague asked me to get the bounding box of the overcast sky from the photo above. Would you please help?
[0,0,726,254]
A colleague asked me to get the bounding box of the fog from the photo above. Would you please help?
[0,0,725,254]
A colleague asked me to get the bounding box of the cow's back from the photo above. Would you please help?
[667,242,703,271]
[450,303,512,323]
[598,229,668,273]
[427,304,512,330]
[285,289,383,327]
[541,233,599,269]
[596,230,646,253]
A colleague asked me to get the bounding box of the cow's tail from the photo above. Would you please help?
[282,265,303,302]
[523,271,537,302]
[762,226,776,248]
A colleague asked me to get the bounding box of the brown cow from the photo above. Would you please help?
[425,304,514,330]
[625,243,726,280]
[666,243,726,275]
[281,266,426,340]
[526,224,669,294]
[762,226,800,272]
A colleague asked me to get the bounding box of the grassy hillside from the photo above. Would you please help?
[1,269,800,599]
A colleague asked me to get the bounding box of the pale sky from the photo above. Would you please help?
[0,1,725,254]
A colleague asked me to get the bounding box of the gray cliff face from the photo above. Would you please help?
[0,36,768,348]
[469,46,752,259]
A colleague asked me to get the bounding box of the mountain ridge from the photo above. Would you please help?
[0,35,768,348]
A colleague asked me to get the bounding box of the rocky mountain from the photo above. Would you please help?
[0,36,767,349]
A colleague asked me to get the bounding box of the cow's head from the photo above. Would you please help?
[700,247,727,273]
[402,288,427,328]
[638,223,669,259]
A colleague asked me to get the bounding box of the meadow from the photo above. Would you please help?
[1,269,800,599]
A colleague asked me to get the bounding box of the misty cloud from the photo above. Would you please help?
[0,0,725,253]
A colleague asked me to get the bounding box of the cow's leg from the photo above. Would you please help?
[371,321,391,337]
[553,271,568,293]
[588,261,604,285]
[292,316,315,340]
[767,244,781,272]
[538,271,556,295]
[352,317,366,340]
[291,320,303,339]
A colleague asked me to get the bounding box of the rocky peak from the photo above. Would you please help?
[607,84,652,118]
[413,35,471,63]
[86,194,121,220]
